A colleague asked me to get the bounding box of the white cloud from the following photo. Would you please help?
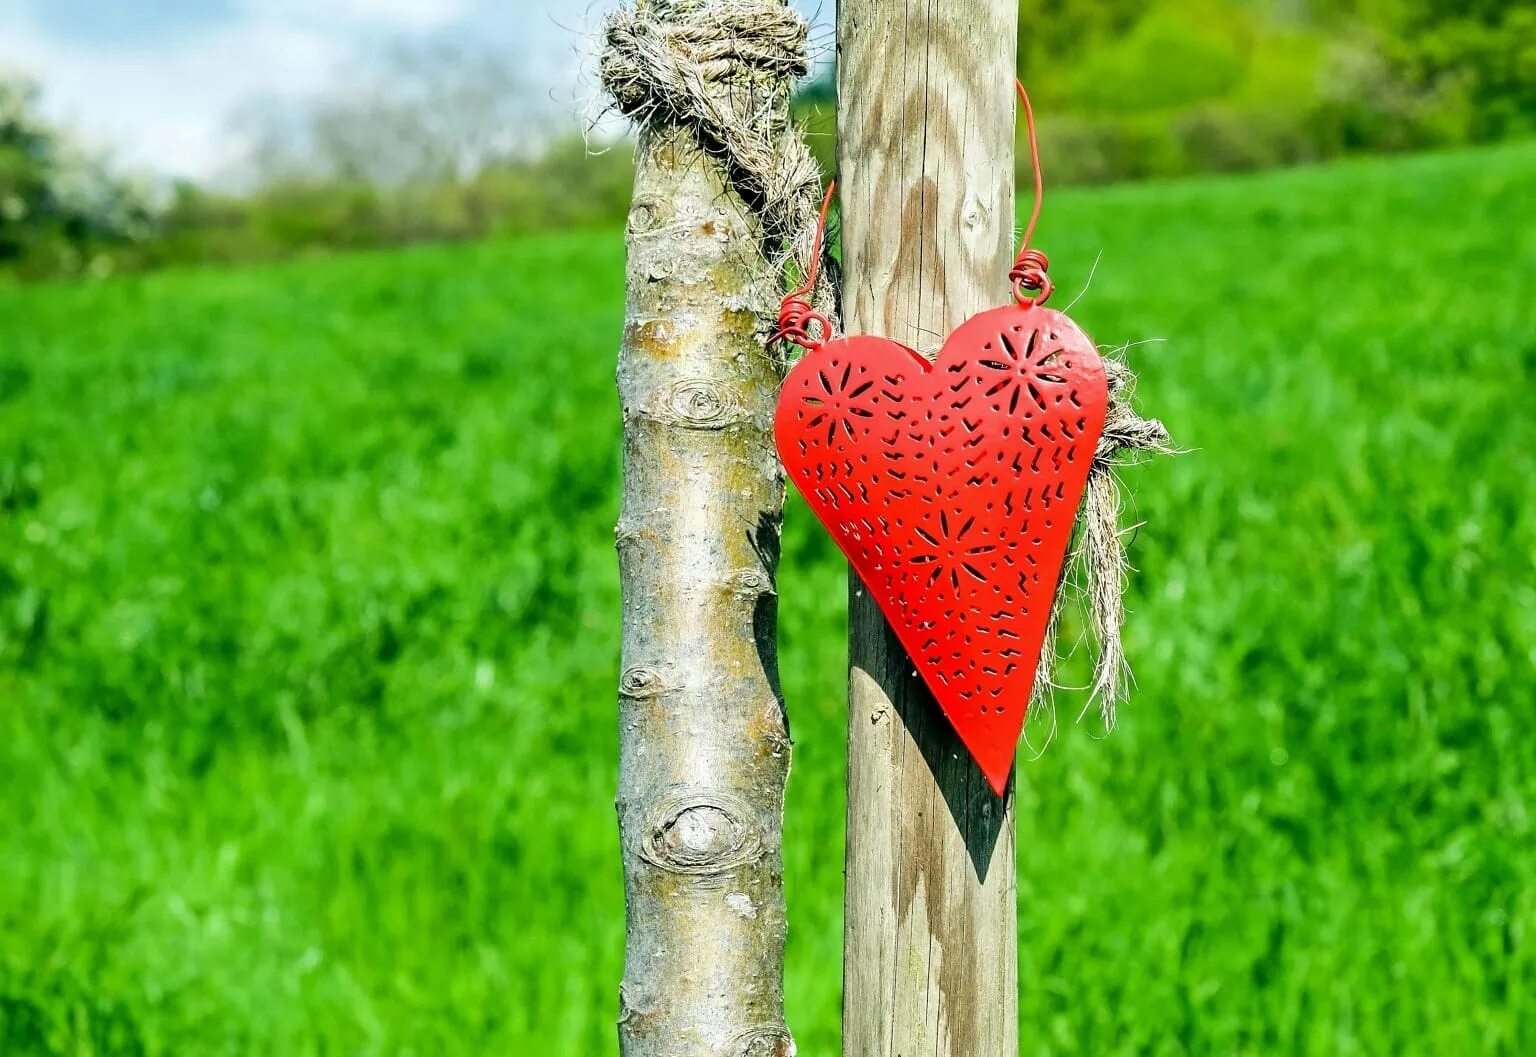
[0,0,480,181]
[0,15,344,179]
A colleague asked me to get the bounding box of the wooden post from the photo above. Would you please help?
[837,2,1021,1055]
[612,3,795,1055]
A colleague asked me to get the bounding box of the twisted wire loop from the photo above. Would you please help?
[600,0,838,363]
[769,293,829,350]
[1009,247,1053,306]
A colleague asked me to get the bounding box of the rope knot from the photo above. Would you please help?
[601,1,809,128]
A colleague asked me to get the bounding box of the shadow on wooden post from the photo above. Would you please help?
[890,639,1013,883]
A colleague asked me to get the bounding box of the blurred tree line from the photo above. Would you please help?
[2,0,1533,279]
[1,76,156,277]
[152,42,634,275]
[1,43,635,279]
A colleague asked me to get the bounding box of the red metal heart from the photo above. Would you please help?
[775,302,1109,794]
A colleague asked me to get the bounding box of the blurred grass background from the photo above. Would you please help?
[3,138,1534,1054]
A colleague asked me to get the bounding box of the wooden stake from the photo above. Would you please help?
[837,2,1021,1054]
[613,4,794,1054]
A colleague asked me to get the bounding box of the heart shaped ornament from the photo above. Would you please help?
[775,302,1109,794]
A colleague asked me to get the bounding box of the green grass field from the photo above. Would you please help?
[3,142,1534,1055]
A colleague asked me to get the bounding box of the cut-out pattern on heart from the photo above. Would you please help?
[774,302,1109,794]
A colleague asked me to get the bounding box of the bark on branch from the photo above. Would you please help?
[607,2,801,1054]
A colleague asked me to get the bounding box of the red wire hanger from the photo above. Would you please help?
[1008,79,1053,306]
[775,79,1053,350]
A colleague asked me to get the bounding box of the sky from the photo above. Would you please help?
[0,0,832,182]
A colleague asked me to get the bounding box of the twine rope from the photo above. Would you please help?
[600,0,837,349]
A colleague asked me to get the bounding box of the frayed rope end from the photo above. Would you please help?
[1035,353,1176,733]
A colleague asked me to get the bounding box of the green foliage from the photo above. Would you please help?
[0,75,154,278]
[1319,1,1536,136]
[1014,0,1536,186]
[3,143,1535,1054]
[1016,0,1144,89]
[1012,0,1536,131]
[1064,3,1251,114]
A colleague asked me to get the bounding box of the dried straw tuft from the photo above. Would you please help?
[1033,355,1175,730]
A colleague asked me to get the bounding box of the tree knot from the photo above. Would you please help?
[664,378,742,429]
[637,789,764,876]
